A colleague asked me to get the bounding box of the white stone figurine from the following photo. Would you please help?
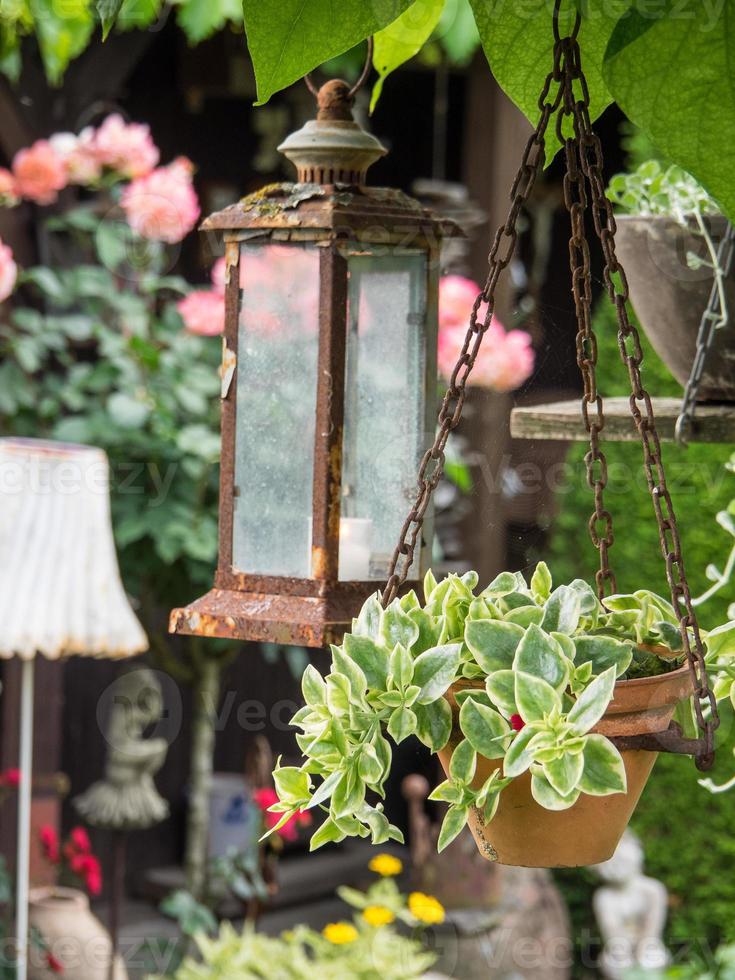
[592,830,670,979]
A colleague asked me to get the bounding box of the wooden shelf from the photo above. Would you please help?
[510,397,735,444]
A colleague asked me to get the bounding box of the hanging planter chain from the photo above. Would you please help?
[381,1,719,770]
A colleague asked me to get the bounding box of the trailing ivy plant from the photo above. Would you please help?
[267,564,735,852]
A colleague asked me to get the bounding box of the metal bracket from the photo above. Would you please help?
[610,722,714,771]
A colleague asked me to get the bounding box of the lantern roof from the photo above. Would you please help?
[201,181,463,240]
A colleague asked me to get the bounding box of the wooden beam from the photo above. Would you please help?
[510,397,735,444]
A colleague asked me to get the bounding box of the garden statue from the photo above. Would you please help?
[592,830,670,979]
[75,666,169,831]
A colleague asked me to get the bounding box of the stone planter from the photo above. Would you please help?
[614,214,735,401]
[438,664,693,868]
[28,886,127,980]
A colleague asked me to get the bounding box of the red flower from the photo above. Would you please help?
[253,787,311,842]
[76,854,103,896]
[46,951,64,973]
[0,768,21,788]
[510,714,526,732]
[39,825,60,864]
[68,827,91,854]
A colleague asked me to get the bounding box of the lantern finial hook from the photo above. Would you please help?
[304,37,374,106]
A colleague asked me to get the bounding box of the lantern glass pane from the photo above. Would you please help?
[232,243,319,577]
[340,249,429,581]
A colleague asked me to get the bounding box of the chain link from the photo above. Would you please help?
[380,48,564,608]
[564,37,719,770]
[675,223,735,444]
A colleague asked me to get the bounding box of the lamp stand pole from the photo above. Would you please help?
[15,656,34,980]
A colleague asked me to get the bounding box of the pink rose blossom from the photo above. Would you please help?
[177,289,225,336]
[50,129,100,185]
[121,157,200,244]
[438,274,535,392]
[0,168,17,202]
[0,241,17,303]
[12,140,67,205]
[93,113,159,178]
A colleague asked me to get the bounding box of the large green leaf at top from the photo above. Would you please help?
[242,0,414,104]
[469,0,624,157]
[29,0,94,85]
[177,0,242,44]
[603,5,735,221]
[370,0,445,111]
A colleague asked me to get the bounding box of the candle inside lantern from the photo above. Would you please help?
[338,517,372,580]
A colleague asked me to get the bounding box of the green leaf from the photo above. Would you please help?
[567,666,617,734]
[530,770,580,811]
[302,664,326,706]
[543,750,584,798]
[465,618,524,673]
[343,632,389,690]
[502,724,539,778]
[414,699,452,751]
[96,0,124,40]
[513,622,569,690]
[459,697,510,759]
[530,561,552,602]
[177,0,242,43]
[389,643,414,689]
[243,0,413,104]
[603,6,735,222]
[485,670,518,717]
[387,704,416,743]
[353,593,382,640]
[540,585,582,635]
[429,778,464,805]
[481,570,519,597]
[437,804,468,851]
[29,0,95,84]
[273,765,310,805]
[504,605,544,628]
[408,607,443,654]
[370,0,444,111]
[332,766,366,817]
[309,817,346,850]
[381,602,420,650]
[573,635,633,677]
[578,734,627,796]
[448,737,476,784]
[469,0,620,159]
[306,769,343,809]
[107,392,150,428]
[514,671,560,723]
[331,645,367,699]
[412,642,462,704]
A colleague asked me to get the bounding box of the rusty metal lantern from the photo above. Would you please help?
[170,75,458,648]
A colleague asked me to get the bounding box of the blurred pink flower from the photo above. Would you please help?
[438,274,534,392]
[12,140,67,205]
[0,168,17,202]
[0,240,17,302]
[93,114,159,178]
[177,289,225,336]
[50,129,100,185]
[121,157,200,244]
[211,256,228,293]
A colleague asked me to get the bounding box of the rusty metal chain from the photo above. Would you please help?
[556,34,616,601]
[380,38,566,608]
[558,32,719,770]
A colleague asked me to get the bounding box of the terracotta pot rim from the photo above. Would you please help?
[450,661,690,693]
[29,885,89,910]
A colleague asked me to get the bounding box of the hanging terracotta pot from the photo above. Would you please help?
[28,886,128,980]
[438,664,693,868]
[614,214,735,401]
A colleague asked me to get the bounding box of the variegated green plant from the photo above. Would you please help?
[268,564,735,852]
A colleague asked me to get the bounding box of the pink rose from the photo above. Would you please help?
[93,113,159,178]
[437,275,534,392]
[177,289,225,336]
[0,241,17,303]
[0,168,17,202]
[12,140,67,205]
[50,129,100,185]
[121,157,200,244]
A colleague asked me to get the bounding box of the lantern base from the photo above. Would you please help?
[168,586,378,648]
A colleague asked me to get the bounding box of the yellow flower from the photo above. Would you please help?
[322,922,359,945]
[362,905,395,927]
[368,853,403,877]
[408,892,446,925]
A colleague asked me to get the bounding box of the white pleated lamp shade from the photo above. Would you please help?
[0,438,148,660]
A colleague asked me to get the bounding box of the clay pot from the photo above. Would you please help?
[438,664,693,868]
[28,887,127,980]
[614,214,735,401]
